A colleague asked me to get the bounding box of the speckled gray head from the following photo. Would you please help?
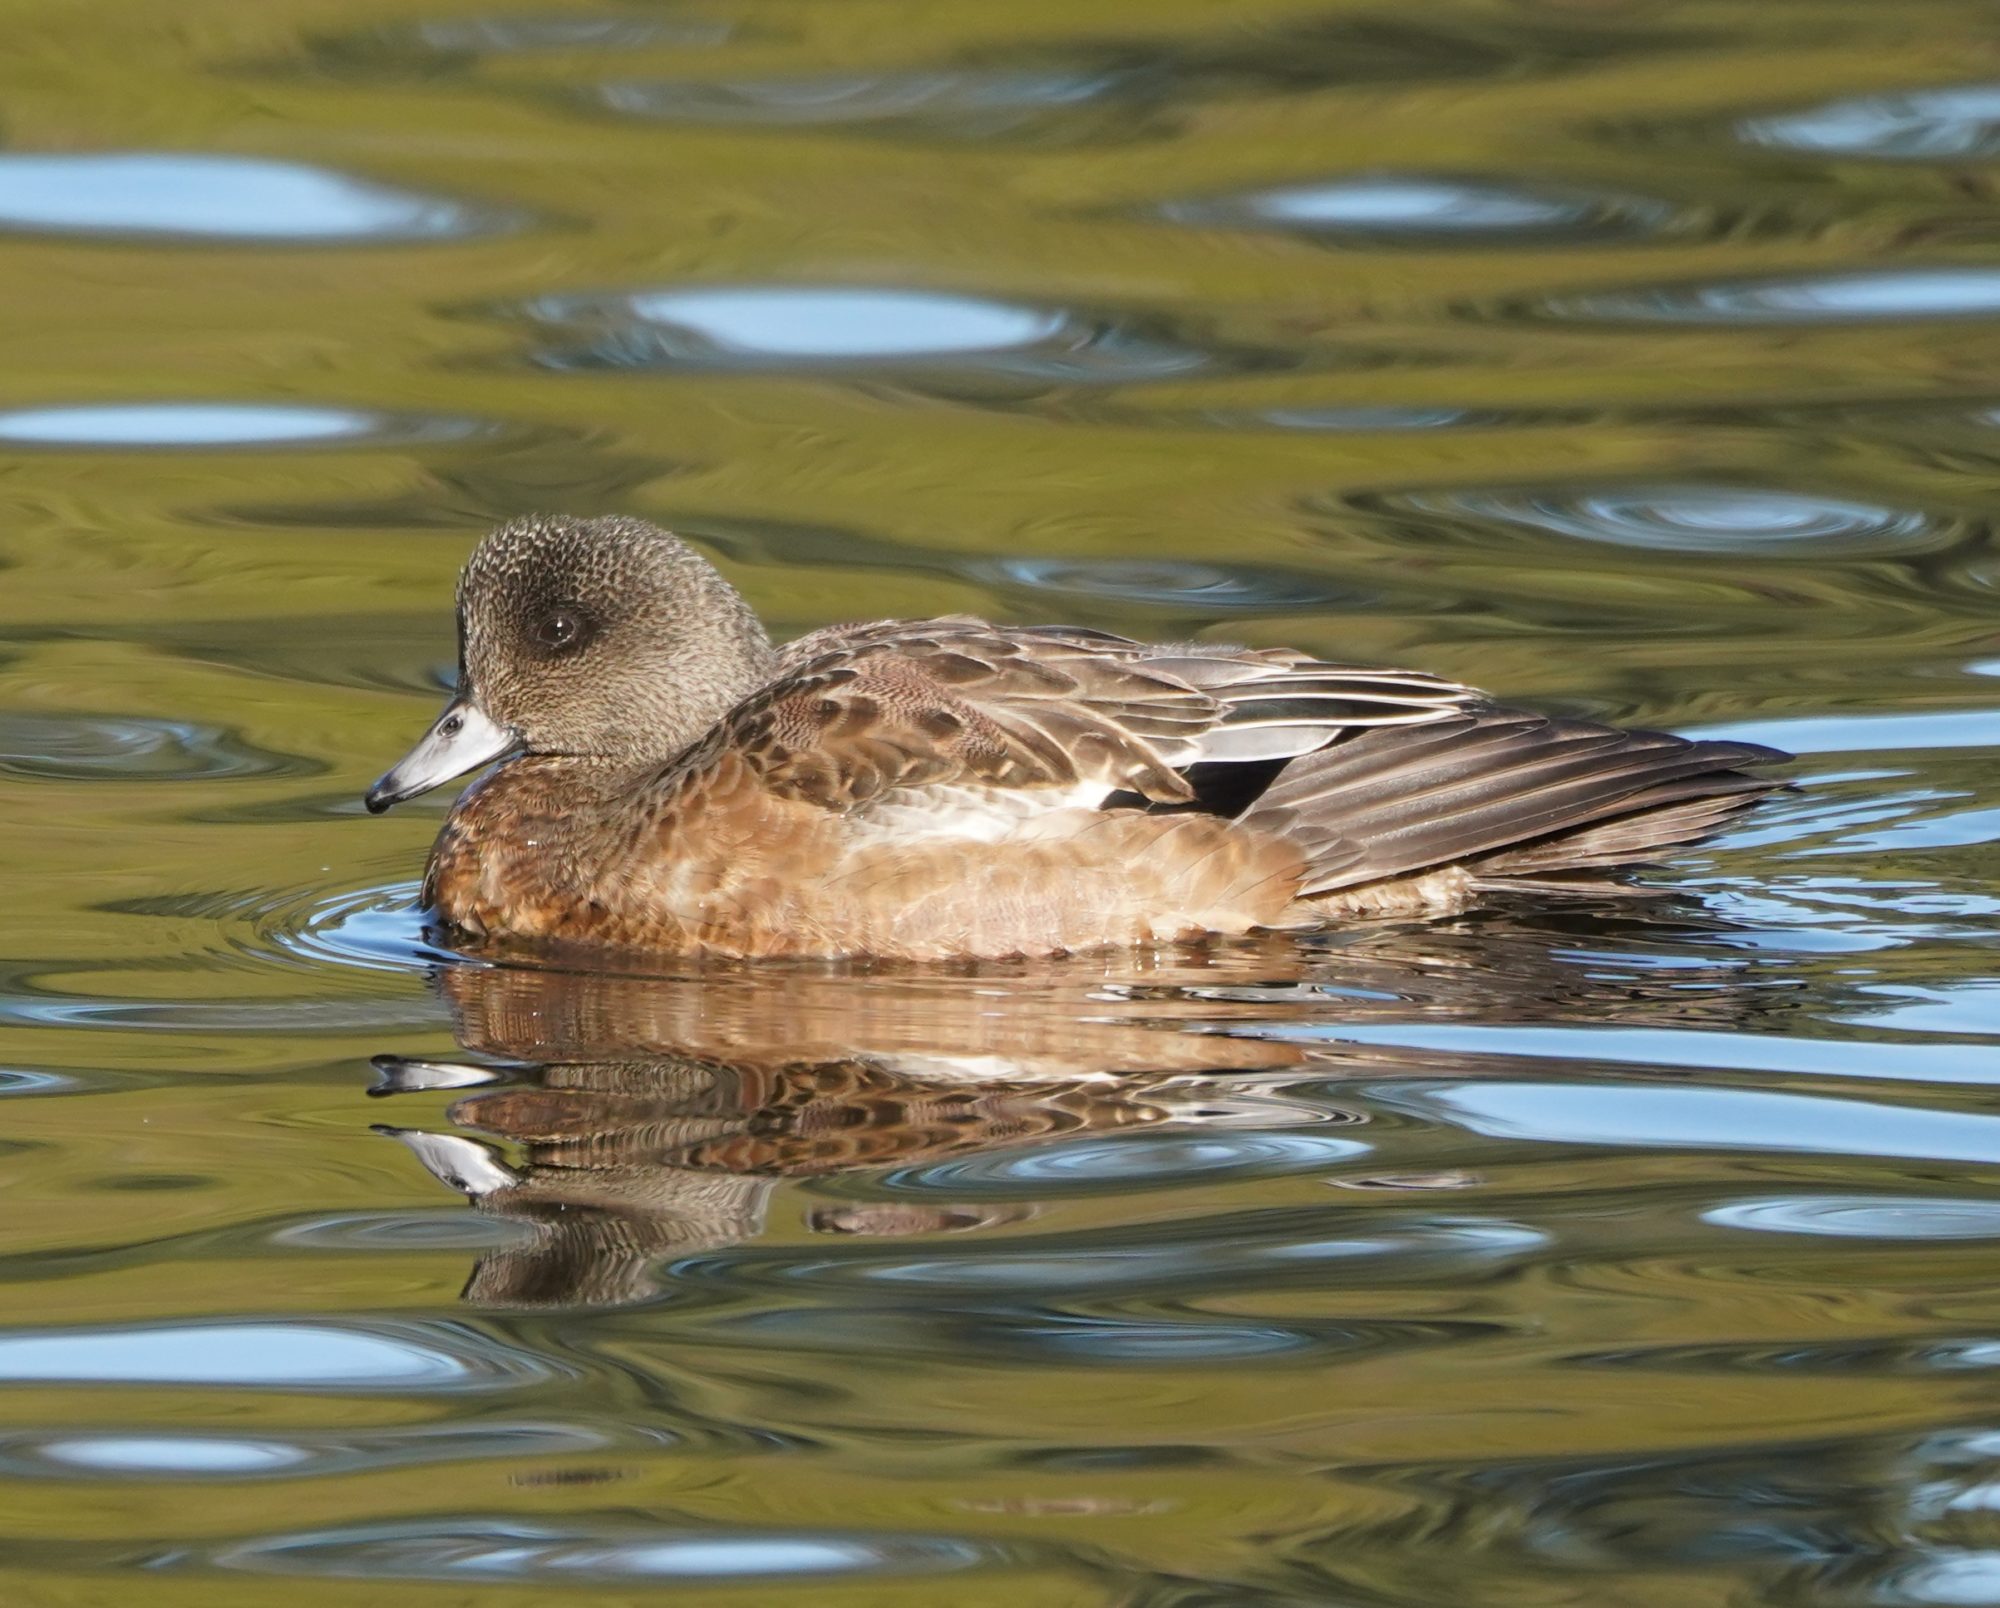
[365,514,776,812]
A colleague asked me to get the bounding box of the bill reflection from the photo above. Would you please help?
[368,911,1798,1313]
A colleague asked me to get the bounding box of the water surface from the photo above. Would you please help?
[2,1,1998,1604]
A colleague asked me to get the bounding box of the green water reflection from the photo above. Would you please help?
[1,0,1998,1603]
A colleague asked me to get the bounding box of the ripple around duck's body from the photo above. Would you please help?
[1738,84,2000,159]
[108,878,448,983]
[0,712,310,783]
[1156,173,1671,245]
[6,880,449,1034]
[263,880,450,975]
[0,402,490,450]
[501,283,1233,389]
[0,153,525,243]
[1356,482,1955,557]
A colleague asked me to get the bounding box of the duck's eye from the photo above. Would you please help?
[534,607,592,653]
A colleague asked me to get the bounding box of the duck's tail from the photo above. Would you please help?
[1238,708,1788,898]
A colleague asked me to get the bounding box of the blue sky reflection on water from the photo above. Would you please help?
[1740,83,2000,158]
[0,152,512,241]
[0,1322,541,1391]
[617,286,1066,358]
[1,1,1999,1605]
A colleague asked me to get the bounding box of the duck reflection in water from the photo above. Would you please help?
[370,908,1801,1311]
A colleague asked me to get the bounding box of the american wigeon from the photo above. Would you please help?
[366,514,1787,959]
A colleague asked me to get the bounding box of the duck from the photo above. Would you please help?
[365,513,1787,960]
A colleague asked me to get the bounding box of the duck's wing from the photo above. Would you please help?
[681,619,1473,814]
[1131,641,1478,765]
[1240,708,1789,895]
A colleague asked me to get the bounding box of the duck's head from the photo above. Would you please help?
[366,514,775,812]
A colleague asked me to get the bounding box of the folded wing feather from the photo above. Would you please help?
[704,621,1474,816]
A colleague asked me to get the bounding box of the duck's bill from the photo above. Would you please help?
[372,1125,519,1196]
[365,697,518,814]
[368,1054,504,1097]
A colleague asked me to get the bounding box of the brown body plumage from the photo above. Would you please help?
[367,515,1788,960]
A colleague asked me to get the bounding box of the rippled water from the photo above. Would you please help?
[4,1,1999,1604]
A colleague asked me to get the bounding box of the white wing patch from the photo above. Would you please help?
[854,781,1115,844]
